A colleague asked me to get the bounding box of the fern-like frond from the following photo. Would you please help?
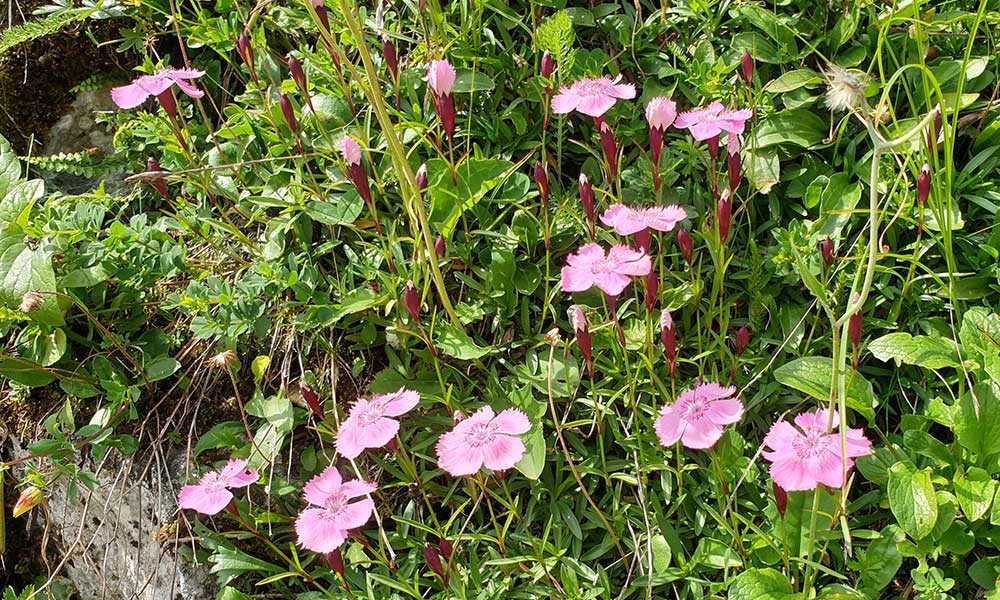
[23,151,124,178]
[0,9,89,56]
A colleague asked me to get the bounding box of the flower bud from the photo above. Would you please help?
[735,326,750,356]
[820,238,834,268]
[571,306,593,380]
[849,292,863,365]
[288,57,307,91]
[280,94,297,136]
[599,121,617,178]
[707,135,720,162]
[13,486,43,518]
[579,172,595,237]
[727,134,742,191]
[927,104,942,155]
[540,51,554,79]
[434,235,446,259]
[741,51,754,87]
[533,161,549,209]
[645,270,658,311]
[438,538,453,562]
[660,309,676,378]
[299,381,322,416]
[146,156,169,201]
[423,543,446,583]
[917,163,930,206]
[415,163,429,192]
[773,481,787,519]
[404,280,420,322]
[452,410,464,425]
[237,34,254,71]
[325,549,345,580]
[544,328,561,345]
[155,90,177,119]
[381,35,398,80]
[677,228,693,267]
[314,3,331,33]
[19,291,43,313]
[717,189,732,245]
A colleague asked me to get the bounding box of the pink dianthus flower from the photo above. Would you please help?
[336,388,420,459]
[560,243,651,297]
[551,75,636,119]
[674,101,753,141]
[177,459,258,515]
[436,406,530,476]
[294,466,376,553]
[111,68,205,109]
[600,204,686,236]
[762,409,871,492]
[654,382,743,450]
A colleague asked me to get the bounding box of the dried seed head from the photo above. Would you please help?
[207,350,236,370]
[19,291,43,313]
[824,64,868,113]
[545,328,561,345]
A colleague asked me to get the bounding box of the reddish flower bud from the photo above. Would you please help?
[381,35,399,80]
[146,156,169,201]
[423,543,446,583]
[571,306,593,380]
[645,270,658,311]
[635,229,650,254]
[452,410,464,425]
[599,121,617,178]
[288,57,307,91]
[415,163,429,192]
[534,161,549,209]
[540,51,554,79]
[237,34,254,71]
[13,486,43,518]
[849,292,863,355]
[660,309,676,378]
[325,549,344,577]
[280,94,297,136]
[434,235,446,259]
[404,280,420,322]
[677,228,693,266]
[155,90,177,119]
[927,104,942,155]
[820,238,834,268]
[717,189,732,245]
[727,136,742,191]
[438,538,453,562]
[649,125,664,192]
[314,3,331,32]
[917,163,930,206]
[735,326,750,356]
[707,135,720,162]
[773,481,787,519]
[299,381,322,416]
[579,172,595,237]
[741,51,754,87]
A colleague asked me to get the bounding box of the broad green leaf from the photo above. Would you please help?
[426,158,514,237]
[145,356,181,382]
[902,430,953,466]
[305,193,363,226]
[955,467,994,522]
[764,69,822,94]
[0,357,56,387]
[514,425,545,480]
[691,537,741,570]
[773,356,875,421]
[321,288,381,326]
[852,526,903,596]
[728,568,796,600]
[453,70,495,93]
[194,421,246,457]
[217,586,252,600]
[954,383,1000,462]
[814,173,862,240]
[650,534,672,573]
[748,147,780,194]
[868,332,960,369]
[209,545,282,586]
[434,321,489,360]
[0,236,63,326]
[251,355,269,385]
[0,179,42,227]
[969,557,1000,590]
[753,109,828,149]
[0,134,20,200]
[888,461,937,540]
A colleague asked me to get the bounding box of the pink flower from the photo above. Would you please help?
[600,204,686,236]
[336,388,420,459]
[674,101,753,141]
[294,466,377,553]
[561,243,652,297]
[654,382,743,450]
[427,59,456,97]
[111,68,206,109]
[763,409,871,492]
[645,96,677,130]
[177,459,258,515]
[340,136,362,166]
[436,406,531,476]
[551,75,636,118]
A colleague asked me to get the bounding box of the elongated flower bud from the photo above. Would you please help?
[820,238,834,268]
[404,280,420,322]
[146,156,169,201]
[773,481,787,519]
[660,308,676,378]
[415,163,429,192]
[156,90,177,119]
[927,104,942,155]
[381,35,398,80]
[735,326,750,356]
[237,34,254,71]
[677,228,693,266]
[434,235,446,259]
[917,163,930,206]
[599,121,617,179]
[280,94,297,136]
[13,486,43,518]
[423,543,446,583]
[645,270,658,311]
[299,381,323,416]
[727,134,742,191]
[741,51,754,87]
[438,538,453,562]
[717,189,732,245]
[534,161,549,209]
[707,135,720,162]
[541,51,554,79]
[579,172,595,237]
[849,292,863,367]
[288,57,306,91]
[314,3,331,32]
[571,306,593,380]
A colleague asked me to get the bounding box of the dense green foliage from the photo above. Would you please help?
[4,0,1000,598]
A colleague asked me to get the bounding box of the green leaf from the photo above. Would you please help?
[0,235,63,326]
[773,356,875,421]
[852,526,903,596]
[434,321,489,360]
[753,109,828,149]
[888,461,937,540]
[748,147,780,194]
[902,430,953,466]
[650,534,672,573]
[0,179,42,227]
[0,134,21,200]
[764,69,823,94]
[728,568,797,600]
[0,356,55,387]
[867,332,960,369]
[322,288,381,326]
[209,545,282,586]
[954,383,1000,462]
[194,421,246,457]
[955,467,995,522]
[514,425,545,480]
[145,356,181,382]
[426,159,514,237]
[452,70,495,93]
[305,193,363,226]
[216,586,252,600]
[814,173,862,240]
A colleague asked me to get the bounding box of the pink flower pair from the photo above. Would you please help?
[763,409,871,491]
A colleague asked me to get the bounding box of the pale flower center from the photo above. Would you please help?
[205,474,227,491]
[682,399,709,421]
[324,493,348,515]
[358,403,387,426]
[577,80,609,96]
[589,258,614,274]
[466,422,497,447]
[793,429,829,458]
